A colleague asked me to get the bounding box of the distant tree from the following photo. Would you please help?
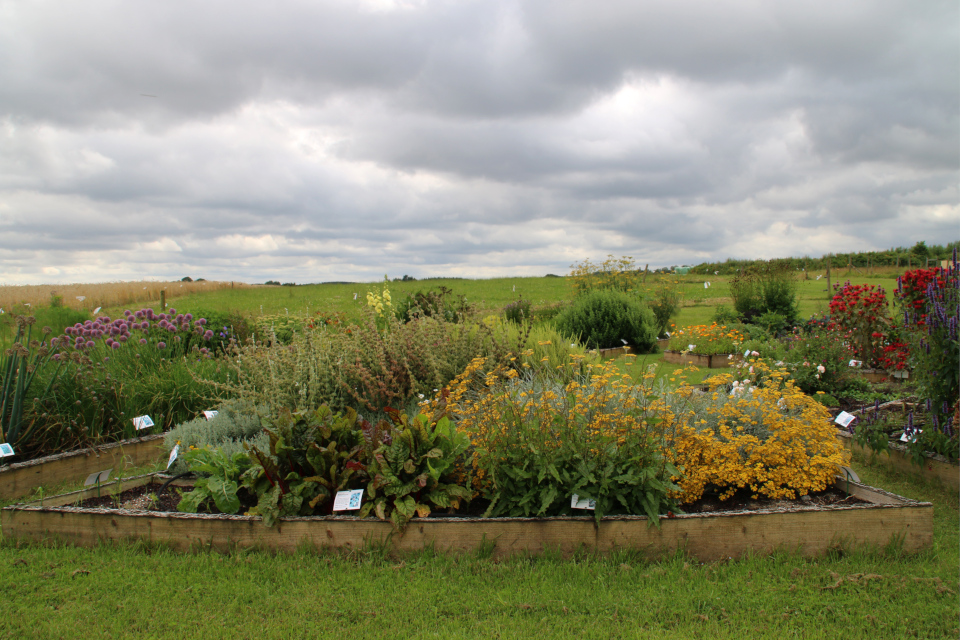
[181,276,193,282]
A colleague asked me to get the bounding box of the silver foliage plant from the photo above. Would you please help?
[164,399,267,474]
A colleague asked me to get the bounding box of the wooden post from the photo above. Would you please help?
[826,254,831,294]
[643,264,649,283]
[160,290,166,310]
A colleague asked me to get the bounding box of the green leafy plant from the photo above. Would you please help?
[177,446,253,515]
[242,406,367,527]
[554,289,656,351]
[359,408,471,531]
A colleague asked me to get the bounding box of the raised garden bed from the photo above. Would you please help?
[662,350,740,368]
[1,473,932,560]
[834,400,958,492]
[0,434,166,501]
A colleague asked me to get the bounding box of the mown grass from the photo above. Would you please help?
[0,453,955,640]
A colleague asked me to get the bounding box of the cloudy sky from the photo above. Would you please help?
[1,0,957,285]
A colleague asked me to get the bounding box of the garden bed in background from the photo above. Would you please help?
[2,473,932,560]
[0,434,166,501]
[835,400,958,492]
[662,350,740,368]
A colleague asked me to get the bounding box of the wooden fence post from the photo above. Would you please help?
[160,290,165,310]
[826,254,831,294]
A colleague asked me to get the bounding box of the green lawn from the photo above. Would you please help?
[0,452,955,639]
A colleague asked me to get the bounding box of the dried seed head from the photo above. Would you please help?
[42,326,52,335]
[25,316,36,326]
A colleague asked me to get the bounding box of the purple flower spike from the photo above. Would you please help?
[157,342,166,349]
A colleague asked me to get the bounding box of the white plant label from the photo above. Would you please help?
[167,444,179,470]
[332,489,364,511]
[93,306,101,314]
[900,429,921,443]
[84,469,112,486]
[688,344,696,352]
[132,415,154,430]
[76,296,86,302]
[0,443,14,457]
[571,495,596,510]
[704,282,710,289]
[834,411,856,428]
[620,338,628,345]
[203,410,219,421]
[848,360,862,367]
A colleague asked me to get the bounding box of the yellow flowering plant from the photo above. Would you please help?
[667,323,745,356]
[427,355,683,523]
[668,359,849,503]
[365,276,393,331]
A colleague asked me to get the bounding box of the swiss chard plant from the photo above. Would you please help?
[176,446,253,515]
[241,406,367,527]
[358,407,471,531]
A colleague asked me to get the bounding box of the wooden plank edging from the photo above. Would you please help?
[0,435,166,501]
[662,351,740,368]
[836,431,959,492]
[1,475,932,560]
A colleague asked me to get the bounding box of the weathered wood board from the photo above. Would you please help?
[662,351,740,369]
[0,435,166,501]
[1,475,932,560]
[837,431,959,492]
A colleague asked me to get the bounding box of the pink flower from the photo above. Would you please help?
[817,365,826,374]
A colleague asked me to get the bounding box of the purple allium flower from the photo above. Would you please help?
[135,310,144,319]
[105,338,114,347]
[185,313,193,322]
[174,335,181,342]
[198,318,207,326]
[124,310,132,317]
[157,342,166,349]
[168,308,176,315]
[175,314,184,323]
[203,330,214,340]
[52,353,62,362]
[85,341,94,349]
[111,342,120,350]
[139,338,147,345]
[118,335,128,343]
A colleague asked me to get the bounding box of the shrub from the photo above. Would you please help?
[729,262,799,324]
[712,305,740,326]
[502,296,532,325]
[826,281,892,367]
[648,281,682,338]
[554,289,656,351]
[671,360,848,502]
[394,286,470,324]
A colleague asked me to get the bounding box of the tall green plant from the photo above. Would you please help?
[0,316,65,447]
[554,289,656,351]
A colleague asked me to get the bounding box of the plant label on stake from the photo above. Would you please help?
[84,469,112,486]
[93,307,101,315]
[167,445,179,470]
[132,415,154,431]
[900,429,921,443]
[332,489,364,511]
[202,410,218,421]
[848,360,862,367]
[834,412,856,429]
[0,443,14,457]
[570,495,596,510]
